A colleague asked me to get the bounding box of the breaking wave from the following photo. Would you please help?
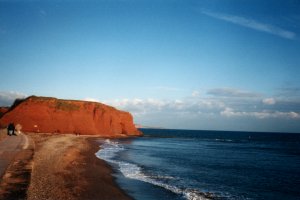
[96,139,214,200]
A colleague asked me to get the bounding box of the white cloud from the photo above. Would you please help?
[0,91,27,106]
[82,83,299,123]
[108,98,168,115]
[84,97,100,103]
[221,107,240,117]
[192,90,200,97]
[105,95,299,120]
[262,98,276,105]
[202,10,296,40]
[221,107,299,119]
[289,112,300,118]
[85,97,202,117]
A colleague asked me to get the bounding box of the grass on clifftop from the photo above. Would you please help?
[55,101,80,111]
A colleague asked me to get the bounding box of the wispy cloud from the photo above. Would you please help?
[276,86,300,98]
[121,100,300,131]
[202,10,296,40]
[262,98,276,105]
[87,86,300,132]
[221,107,299,119]
[192,90,200,97]
[104,96,299,121]
[207,88,260,98]
[104,97,225,117]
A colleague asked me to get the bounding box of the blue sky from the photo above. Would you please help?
[1,0,300,133]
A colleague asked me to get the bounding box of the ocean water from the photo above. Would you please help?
[95,129,300,200]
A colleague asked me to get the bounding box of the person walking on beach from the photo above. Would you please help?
[7,122,15,136]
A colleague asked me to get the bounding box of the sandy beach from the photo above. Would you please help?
[0,132,131,200]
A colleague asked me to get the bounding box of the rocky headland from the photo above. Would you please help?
[0,96,141,199]
[0,96,142,137]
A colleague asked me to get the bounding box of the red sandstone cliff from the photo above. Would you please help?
[0,96,142,137]
[0,107,9,117]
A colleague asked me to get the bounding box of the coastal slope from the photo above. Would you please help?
[0,96,141,137]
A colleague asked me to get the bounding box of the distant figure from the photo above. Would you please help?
[7,122,15,136]
[15,124,22,135]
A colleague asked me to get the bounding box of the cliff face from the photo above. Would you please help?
[0,107,9,118]
[0,96,142,137]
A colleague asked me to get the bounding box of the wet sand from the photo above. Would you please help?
[1,133,131,200]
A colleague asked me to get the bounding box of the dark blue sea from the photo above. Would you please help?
[96,129,300,200]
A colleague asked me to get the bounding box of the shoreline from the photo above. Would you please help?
[83,137,132,200]
[0,133,132,200]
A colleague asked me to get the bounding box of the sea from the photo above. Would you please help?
[95,128,300,200]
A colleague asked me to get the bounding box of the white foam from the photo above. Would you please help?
[215,138,233,142]
[96,139,124,162]
[96,140,210,200]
